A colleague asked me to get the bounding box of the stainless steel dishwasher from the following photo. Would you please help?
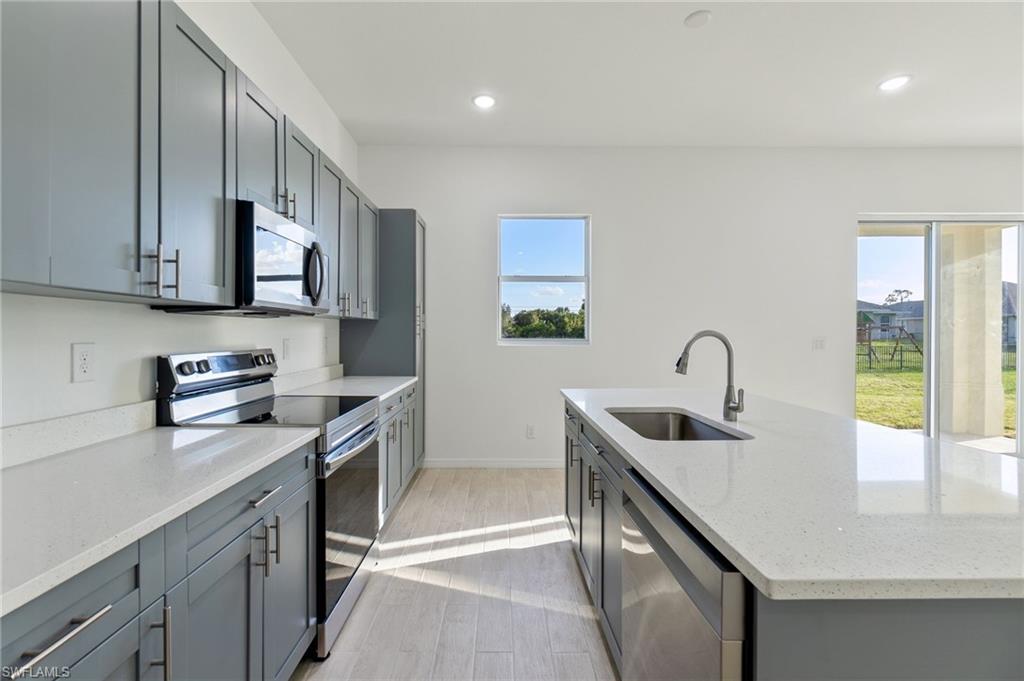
[621,469,746,681]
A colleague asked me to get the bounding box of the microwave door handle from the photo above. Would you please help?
[308,242,326,306]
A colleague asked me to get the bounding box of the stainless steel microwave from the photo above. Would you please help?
[236,200,329,316]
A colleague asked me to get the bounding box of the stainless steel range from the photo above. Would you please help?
[156,349,381,658]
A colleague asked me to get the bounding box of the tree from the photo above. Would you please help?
[884,289,912,305]
[501,302,586,339]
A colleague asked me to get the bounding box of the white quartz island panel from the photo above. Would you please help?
[1,426,319,616]
[562,387,1024,600]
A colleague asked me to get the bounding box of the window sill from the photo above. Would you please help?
[497,338,591,348]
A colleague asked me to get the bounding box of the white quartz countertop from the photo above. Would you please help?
[283,375,416,400]
[0,426,319,617]
[562,387,1024,600]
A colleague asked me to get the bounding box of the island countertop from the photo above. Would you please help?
[561,387,1024,600]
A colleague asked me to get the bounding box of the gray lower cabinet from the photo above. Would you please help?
[565,430,581,543]
[401,403,415,484]
[598,465,623,658]
[317,157,344,317]
[64,598,167,681]
[1,0,159,296]
[386,416,402,506]
[283,119,319,233]
[262,482,316,681]
[159,0,236,306]
[237,72,285,214]
[578,445,602,596]
[165,524,264,681]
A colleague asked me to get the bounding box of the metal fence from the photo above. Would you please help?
[856,346,1017,371]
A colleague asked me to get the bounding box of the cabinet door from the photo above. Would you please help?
[401,407,415,483]
[166,524,264,681]
[159,1,236,306]
[378,428,390,518]
[1,0,159,294]
[386,420,402,506]
[317,158,343,317]
[358,200,379,319]
[263,482,316,681]
[237,73,284,214]
[283,118,318,232]
[579,451,602,593]
[565,433,581,542]
[600,477,623,652]
[415,221,426,462]
[338,185,361,318]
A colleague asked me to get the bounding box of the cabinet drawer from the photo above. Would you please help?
[403,385,416,402]
[1,537,162,677]
[564,404,580,440]
[578,419,627,482]
[380,392,403,422]
[165,445,312,581]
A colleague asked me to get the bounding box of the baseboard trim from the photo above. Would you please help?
[424,457,561,469]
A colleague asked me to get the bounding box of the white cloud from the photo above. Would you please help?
[532,285,564,297]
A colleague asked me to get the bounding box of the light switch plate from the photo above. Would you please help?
[282,338,291,360]
[72,343,95,383]
[812,336,827,351]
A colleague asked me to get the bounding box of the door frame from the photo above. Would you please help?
[857,213,1024,454]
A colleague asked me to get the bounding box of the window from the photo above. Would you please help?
[498,216,589,343]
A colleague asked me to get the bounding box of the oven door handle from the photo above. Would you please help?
[320,423,380,478]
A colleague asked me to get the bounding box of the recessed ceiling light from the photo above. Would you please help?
[683,9,712,29]
[878,75,912,92]
[472,94,496,110]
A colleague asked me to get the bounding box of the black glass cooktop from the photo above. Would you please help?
[188,395,375,428]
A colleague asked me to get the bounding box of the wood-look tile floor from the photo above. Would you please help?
[293,469,617,681]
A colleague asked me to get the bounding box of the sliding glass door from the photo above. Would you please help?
[857,220,1022,456]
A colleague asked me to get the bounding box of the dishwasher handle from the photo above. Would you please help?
[622,468,746,641]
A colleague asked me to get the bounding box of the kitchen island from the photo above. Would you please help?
[562,387,1024,680]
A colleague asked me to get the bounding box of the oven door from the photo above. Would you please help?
[316,421,380,656]
[239,200,329,314]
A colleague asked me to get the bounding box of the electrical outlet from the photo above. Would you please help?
[526,424,536,439]
[282,338,291,360]
[71,343,95,383]
[812,336,827,352]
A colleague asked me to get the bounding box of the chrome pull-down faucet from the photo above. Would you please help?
[675,329,745,422]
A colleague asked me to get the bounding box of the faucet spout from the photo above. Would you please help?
[674,329,744,422]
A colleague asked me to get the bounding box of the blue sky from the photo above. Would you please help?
[857,227,1018,304]
[500,218,586,312]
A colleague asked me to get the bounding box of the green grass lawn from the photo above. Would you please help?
[856,368,1016,436]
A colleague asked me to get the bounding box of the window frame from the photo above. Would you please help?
[496,214,591,346]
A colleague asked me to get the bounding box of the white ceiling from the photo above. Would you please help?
[254,1,1023,147]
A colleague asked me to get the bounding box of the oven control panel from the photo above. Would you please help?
[157,349,279,398]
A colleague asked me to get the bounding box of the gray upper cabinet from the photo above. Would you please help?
[318,158,344,317]
[237,73,285,214]
[262,481,316,681]
[159,0,236,306]
[283,119,319,232]
[358,200,379,319]
[166,522,264,681]
[1,0,159,296]
[338,185,361,318]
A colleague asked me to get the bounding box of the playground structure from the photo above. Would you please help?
[857,323,924,370]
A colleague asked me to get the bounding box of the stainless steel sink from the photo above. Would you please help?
[608,410,750,441]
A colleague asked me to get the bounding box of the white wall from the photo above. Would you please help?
[179,1,359,178]
[358,146,1024,466]
[0,1,353,428]
[0,294,338,426]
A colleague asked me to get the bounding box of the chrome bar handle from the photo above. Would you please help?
[12,604,113,679]
[289,192,297,221]
[255,525,272,578]
[272,513,282,564]
[169,249,181,298]
[568,439,579,465]
[589,467,602,507]
[143,245,180,298]
[149,605,172,681]
[249,485,283,509]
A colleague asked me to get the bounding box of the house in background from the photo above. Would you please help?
[857,281,1018,346]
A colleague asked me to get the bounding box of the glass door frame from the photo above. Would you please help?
[858,214,1024,455]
